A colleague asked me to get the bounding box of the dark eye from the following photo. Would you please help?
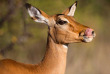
[56,20,67,25]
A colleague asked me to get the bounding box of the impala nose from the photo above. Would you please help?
[79,28,96,38]
[84,28,95,37]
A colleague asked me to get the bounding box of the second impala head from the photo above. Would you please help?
[25,1,96,44]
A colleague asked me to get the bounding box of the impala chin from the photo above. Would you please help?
[83,36,94,42]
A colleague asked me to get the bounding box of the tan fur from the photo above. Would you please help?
[0,2,95,74]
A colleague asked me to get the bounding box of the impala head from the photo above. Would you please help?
[25,1,96,44]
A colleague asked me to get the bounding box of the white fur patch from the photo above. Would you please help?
[83,36,93,42]
[63,45,68,49]
[28,9,34,17]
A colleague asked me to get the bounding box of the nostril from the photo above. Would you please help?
[92,31,94,35]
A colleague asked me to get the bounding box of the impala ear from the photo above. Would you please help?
[25,3,49,24]
[62,1,77,16]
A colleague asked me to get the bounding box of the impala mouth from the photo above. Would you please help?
[83,36,94,42]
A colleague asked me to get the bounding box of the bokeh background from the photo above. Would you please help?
[0,0,110,74]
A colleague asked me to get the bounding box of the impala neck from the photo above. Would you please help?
[40,33,68,74]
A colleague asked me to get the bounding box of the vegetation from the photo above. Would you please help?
[0,0,110,74]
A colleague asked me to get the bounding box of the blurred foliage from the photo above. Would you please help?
[0,0,110,74]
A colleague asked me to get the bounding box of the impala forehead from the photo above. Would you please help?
[49,15,77,27]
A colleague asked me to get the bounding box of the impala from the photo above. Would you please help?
[0,1,95,74]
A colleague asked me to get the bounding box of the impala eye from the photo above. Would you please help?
[56,19,67,25]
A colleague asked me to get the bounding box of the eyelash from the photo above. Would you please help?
[56,20,67,25]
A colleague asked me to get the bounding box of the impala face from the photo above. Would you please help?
[49,15,95,43]
[25,1,96,44]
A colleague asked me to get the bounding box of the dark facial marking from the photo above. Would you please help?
[25,3,31,9]
[56,14,64,16]
[56,19,67,25]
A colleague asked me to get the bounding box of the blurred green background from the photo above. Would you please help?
[0,0,110,74]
